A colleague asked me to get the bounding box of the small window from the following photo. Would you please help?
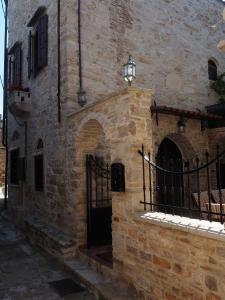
[8,43,22,89]
[36,138,44,150]
[11,130,20,142]
[10,149,20,185]
[28,10,48,77]
[34,154,44,191]
[208,59,217,81]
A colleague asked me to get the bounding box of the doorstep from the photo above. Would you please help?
[63,258,137,300]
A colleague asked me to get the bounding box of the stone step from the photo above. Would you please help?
[77,247,114,282]
[24,215,76,260]
[64,258,137,300]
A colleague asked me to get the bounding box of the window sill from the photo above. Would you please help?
[135,211,225,242]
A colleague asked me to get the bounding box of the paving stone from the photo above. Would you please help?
[0,217,96,300]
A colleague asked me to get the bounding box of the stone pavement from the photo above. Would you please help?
[0,216,96,300]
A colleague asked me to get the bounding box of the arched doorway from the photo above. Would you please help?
[156,138,184,213]
[75,119,112,249]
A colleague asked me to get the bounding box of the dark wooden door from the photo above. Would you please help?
[156,138,184,213]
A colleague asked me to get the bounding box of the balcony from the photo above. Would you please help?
[8,87,32,119]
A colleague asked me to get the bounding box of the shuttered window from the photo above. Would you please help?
[36,14,48,70]
[28,14,48,77]
[8,44,22,89]
[13,46,22,86]
[28,31,34,79]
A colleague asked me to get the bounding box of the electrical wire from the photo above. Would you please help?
[0,75,3,89]
[0,0,5,17]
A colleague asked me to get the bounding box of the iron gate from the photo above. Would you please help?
[86,155,112,248]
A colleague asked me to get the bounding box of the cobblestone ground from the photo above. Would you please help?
[0,215,96,300]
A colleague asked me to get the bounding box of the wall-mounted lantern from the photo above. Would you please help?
[177,117,186,133]
[123,55,136,86]
[78,89,87,107]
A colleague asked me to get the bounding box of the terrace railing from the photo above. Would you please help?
[138,145,225,224]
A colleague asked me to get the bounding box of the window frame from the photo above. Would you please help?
[27,8,48,78]
[8,42,23,89]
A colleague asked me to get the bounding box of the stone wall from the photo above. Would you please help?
[64,88,152,243]
[70,0,225,111]
[112,213,225,300]
[151,114,210,161]
[7,0,68,220]
[6,3,225,298]
[8,0,225,115]
[7,0,225,224]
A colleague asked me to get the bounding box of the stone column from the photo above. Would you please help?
[109,88,153,280]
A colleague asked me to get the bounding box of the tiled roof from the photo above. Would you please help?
[151,105,223,120]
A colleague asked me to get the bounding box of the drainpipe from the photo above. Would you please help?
[57,0,61,123]
[77,0,86,106]
[3,0,8,209]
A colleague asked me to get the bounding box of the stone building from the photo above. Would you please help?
[0,118,5,188]
[6,0,225,299]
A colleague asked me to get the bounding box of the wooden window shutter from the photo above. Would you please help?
[28,31,33,79]
[37,14,48,70]
[14,46,22,87]
[8,56,12,88]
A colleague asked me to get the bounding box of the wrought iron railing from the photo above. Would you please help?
[139,145,225,224]
[86,155,111,208]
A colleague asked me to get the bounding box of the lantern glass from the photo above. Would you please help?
[177,117,186,133]
[123,55,136,85]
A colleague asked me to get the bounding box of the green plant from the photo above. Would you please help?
[210,72,225,103]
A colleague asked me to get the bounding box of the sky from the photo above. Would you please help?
[0,2,5,116]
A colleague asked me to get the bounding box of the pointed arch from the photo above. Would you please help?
[36,138,44,150]
[208,58,218,81]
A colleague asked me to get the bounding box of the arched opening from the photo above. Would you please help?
[208,59,218,81]
[74,119,112,249]
[156,138,184,213]
[36,138,44,150]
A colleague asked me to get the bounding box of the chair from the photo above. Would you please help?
[192,191,211,209]
[206,203,225,221]
[211,189,225,204]
[192,191,214,219]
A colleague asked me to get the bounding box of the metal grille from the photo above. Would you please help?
[86,155,112,248]
[139,144,225,224]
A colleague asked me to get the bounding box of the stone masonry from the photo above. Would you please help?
[6,0,225,299]
[7,0,225,227]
